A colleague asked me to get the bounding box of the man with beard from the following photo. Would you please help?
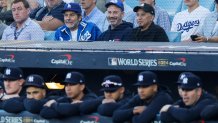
[55,2,101,41]
[40,71,97,119]
[113,71,173,123]
[160,72,216,123]
[97,0,132,41]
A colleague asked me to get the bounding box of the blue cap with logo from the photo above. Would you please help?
[133,3,155,15]
[2,67,23,80]
[63,71,85,84]
[178,72,202,90]
[105,0,124,11]
[24,74,45,89]
[101,75,123,92]
[62,3,82,14]
[134,71,158,86]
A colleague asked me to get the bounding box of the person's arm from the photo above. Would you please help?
[2,97,25,113]
[30,23,45,40]
[132,92,173,123]
[168,99,214,122]
[195,36,218,43]
[201,103,218,120]
[24,98,45,114]
[80,98,102,115]
[35,17,64,31]
[112,96,138,123]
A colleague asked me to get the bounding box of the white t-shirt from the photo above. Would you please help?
[71,29,78,41]
[171,6,210,41]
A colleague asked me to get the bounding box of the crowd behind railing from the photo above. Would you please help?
[0,0,217,43]
[0,67,218,123]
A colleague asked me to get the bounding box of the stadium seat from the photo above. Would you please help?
[156,0,183,23]
[181,0,215,11]
[44,31,55,41]
[166,31,181,42]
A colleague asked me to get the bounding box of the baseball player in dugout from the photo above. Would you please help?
[160,72,216,123]
[113,71,173,123]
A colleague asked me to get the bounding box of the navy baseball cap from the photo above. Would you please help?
[133,3,155,15]
[63,72,85,84]
[101,75,123,92]
[24,74,45,89]
[134,71,158,86]
[105,0,124,11]
[2,67,23,80]
[62,3,82,14]
[178,72,202,90]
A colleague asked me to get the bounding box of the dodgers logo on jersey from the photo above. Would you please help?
[177,20,200,33]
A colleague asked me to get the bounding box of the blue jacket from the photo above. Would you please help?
[55,21,101,41]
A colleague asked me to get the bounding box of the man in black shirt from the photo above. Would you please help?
[160,72,216,123]
[126,3,169,42]
[113,71,173,123]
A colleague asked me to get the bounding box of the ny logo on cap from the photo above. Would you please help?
[80,80,83,83]
[180,74,186,80]
[138,75,143,82]
[67,4,71,8]
[5,69,11,75]
[182,77,188,84]
[28,76,34,82]
[110,0,118,3]
[104,80,111,87]
[66,73,71,79]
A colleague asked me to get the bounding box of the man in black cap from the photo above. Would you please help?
[126,3,169,42]
[160,72,216,123]
[97,0,133,41]
[2,74,48,113]
[113,71,173,123]
[0,67,25,113]
[40,71,97,119]
[80,75,131,116]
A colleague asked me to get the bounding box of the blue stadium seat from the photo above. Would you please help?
[44,31,55,41]
[181,0,215,11]
[166,31,181,42]
[156,0,183,23]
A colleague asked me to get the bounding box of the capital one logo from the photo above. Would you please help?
[51,54,73,65]
[0,54,15,63]
[80,116,100,123]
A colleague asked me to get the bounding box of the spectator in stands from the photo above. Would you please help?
[0,67,26,113]
[97,0,132,41]
[2,0,44,41]
[0,0,14,25]
[160,72,216,123]
[0,21,7,39]
[121,0,135,25]
[113,71,173,123]
[55,3,101,41]
[40,71,97,119]
[27,0,42,19]
[171,0,210,41]
[135,0,171,32]
[194,0,218,43]
[80,75,131,117]
[34,0,65,31]
[126,3,169,42]
[80,0,108,32]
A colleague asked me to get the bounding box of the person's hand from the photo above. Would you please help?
[102,98,116,104]
[44,100,56,107]
[71,100,83,104]
[160,105,172,113]
[195,36,207,42]
[1,94,19,100]
[133,106,146,114]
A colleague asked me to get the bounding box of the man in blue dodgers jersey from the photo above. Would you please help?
[113,71,173,123]
[55,3,101,41]
[40,71,97,119]
[80,75,131,117]
[171,0,210,41]
[97,0,133,41]
[160,72,216,123]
